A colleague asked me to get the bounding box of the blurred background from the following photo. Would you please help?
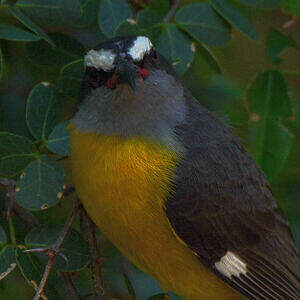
[0,0,299,299]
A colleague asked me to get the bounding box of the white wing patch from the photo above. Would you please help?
[215,251,247,278]
[128,36,152,61]
[84,49,116,71]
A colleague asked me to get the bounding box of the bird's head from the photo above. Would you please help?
[73,36,186,146]
[83,36,157,92]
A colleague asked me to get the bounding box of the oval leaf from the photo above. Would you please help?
[15,247,59,297]
[0,133,37,178]
[137,9,162,30]
[266,29,298,64]
[247,70,292,118]
[15,155,65,210]
[235,0,281,8]
[0,226,7,246]
[114,21,142,37]
[57,59,84,99]
[77,0,100,28]
[16,0,81,28]
[157,24,194,75]
[8,7,55,47]
[250,120,293,180]
[0,24,40,41]
[25,225,90,272]
[26,83,62,141]
[46,122,70,157]
[26,33,85,66]
[98,0,132,37]
[209,0,259,40]
[0,246,16,281]
[175,3,231,47]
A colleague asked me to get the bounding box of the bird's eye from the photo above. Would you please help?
[150,49,157,59]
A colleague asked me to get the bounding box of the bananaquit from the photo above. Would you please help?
[69,36,300,300]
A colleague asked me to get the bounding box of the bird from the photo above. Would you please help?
[68,35,300,300]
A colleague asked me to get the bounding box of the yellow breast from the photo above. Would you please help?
[69,124,243,300]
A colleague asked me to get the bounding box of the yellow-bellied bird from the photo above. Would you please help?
[69,36,300,299]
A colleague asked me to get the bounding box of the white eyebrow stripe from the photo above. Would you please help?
[128,36,153,61]
[84,49,116,71]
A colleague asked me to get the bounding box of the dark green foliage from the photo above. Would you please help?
[25,225,90,271]
[0,133,37,178]
[0,0,299,299]
[0,24,40,41]
[175,3,231,47]
[266,29,298,64]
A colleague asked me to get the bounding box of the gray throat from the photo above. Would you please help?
[71,70,187,150]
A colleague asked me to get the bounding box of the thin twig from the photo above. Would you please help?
[13,204,39,229]
[60,272,83,300]
[283,16,298,29]
[164,0,182,23]
[81,209,104,300]
[33,201,81,300]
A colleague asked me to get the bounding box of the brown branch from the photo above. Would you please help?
[33,201,81,300]
[60,272,83,300]
[80,209,104,300]
[164,0,182,23]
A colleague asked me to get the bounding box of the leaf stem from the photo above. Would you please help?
[33,201,81,300]
[8,215,16,245]
[164,0,182,23]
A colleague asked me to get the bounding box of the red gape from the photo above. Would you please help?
[138,68,149,79]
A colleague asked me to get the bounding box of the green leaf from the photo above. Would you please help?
[123,272,136,300]
[0,47,3,80]
[247,70,293,180]
[57,59,84,99]
[0,133,37,178]
[16,0,81,28]
[157,24,194,75]
[0,226,7,246]
[98,0,132,37]
[149,0,170,17]
[247,71,292,118]
[26,83,62,141]
[15,247,59,298]
[25,225,90,271]
[0,246,16,281]
[209,0,259,40]
[266,29,298,64]
[197,43,222,74]
[282,0,300,15]
[147,294,170,300]
[77,0,100,27]
[250,120,293,180]
[235,0,281,8]
[46,122,70,157]
[8,7,55,47]
[137,9,162,30]
[0,24,40,41]
[15,155,65,210]
[26,32,85,66]
[175,3,231,47]
[114,21,142,37]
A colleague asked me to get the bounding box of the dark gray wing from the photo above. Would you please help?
[166,91,300,300]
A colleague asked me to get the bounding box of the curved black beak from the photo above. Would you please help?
[116,59,136,91]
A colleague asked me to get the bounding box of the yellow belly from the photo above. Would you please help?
[69,124,244,300]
